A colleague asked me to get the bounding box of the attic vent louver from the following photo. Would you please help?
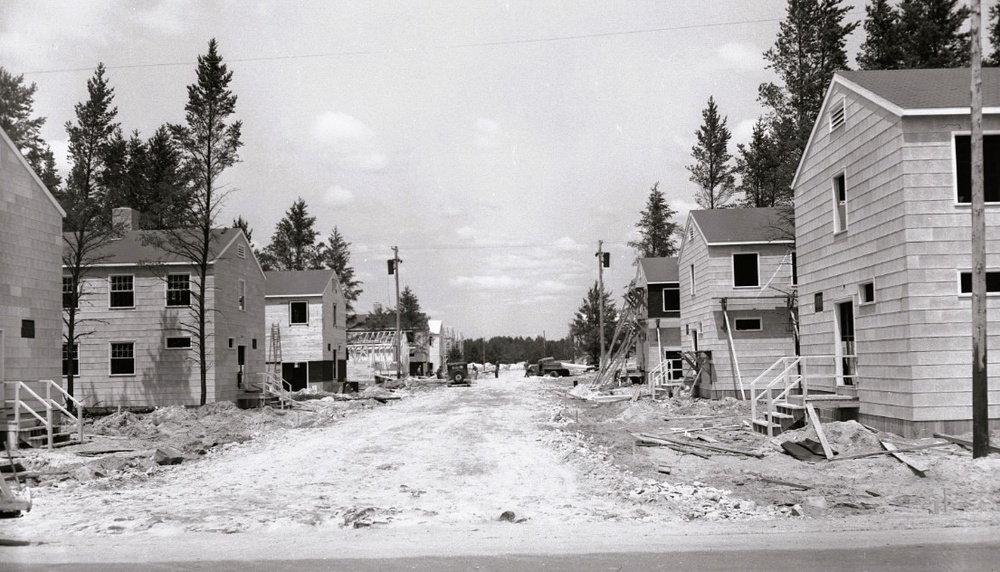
[237,244,246,258]
[829,99,846,131]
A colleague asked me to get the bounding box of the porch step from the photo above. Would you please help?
[787,394,860,409]
[752,419,784,436]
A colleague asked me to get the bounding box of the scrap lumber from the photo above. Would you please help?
[932,433,1000,454]
[805,404,835,460]
[632,433,712,459]
[830,441,952,462]
[750,474,812,490]
[638,432,764,458]
[666,424,741,434]
[663,414,726,421]
[881,441,928,477]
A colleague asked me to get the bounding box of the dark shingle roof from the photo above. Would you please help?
[837,68,1000,111]
[265,269,336,297]
[639,257,678,283]
[64,229,238,265]
[690,208,793,245]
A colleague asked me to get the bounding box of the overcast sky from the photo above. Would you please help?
[2,0,870,340]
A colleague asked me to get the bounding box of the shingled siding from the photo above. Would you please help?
[679,223,796,398]
[795,83,1000,436]
[72,267,214,407]
[0,132,63,413]
[212,239,265,403]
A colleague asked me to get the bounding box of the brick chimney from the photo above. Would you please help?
[112,207,140,234]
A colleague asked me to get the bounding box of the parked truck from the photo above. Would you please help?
[525,357,591,378]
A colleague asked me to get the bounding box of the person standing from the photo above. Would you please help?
[495,363,501,379]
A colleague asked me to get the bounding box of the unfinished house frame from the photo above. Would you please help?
[347,330,409,382]
[677,208,798,401]
[792,68,1000,437]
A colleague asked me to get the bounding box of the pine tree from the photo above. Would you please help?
[857,0,904,70]
[569,282,619,366]
[687,96,737,209]
[259,198,323,271]
[320,226,363,313]
[60,64,122,404]
[628,182,679,258]
[736,119,786,207]
[232,216,253,243]
[897,0,970,69]
[398,286,429,331]
[0,67,61,192]
[985,3,1000,66]
[152,39,243,406]
[759,0,857,191]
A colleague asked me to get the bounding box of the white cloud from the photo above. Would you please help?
[322,185,354,206]
[311,112,388,172]
[732,118,757,146]
[533,280,572,294]
[454,226,477,240]
[474,117,505,149]
[714,42,766,72]
[134,1,198,36]
[47,138,71,179]
[552,236,586,252]
[449,275,524,290]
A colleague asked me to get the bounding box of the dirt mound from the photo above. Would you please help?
[784,420,882,456]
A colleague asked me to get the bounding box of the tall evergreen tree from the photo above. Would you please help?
[0,67,61,191]
[628,182,679,258]
[232,215,254,243]
[736,119,785,207]
[897,0,970,69]
[398,286,429,331]
[259,197,323,271]
[687,96,737,209]
[759,0,857,192]
[985,3,1000,66]
[569,282,619,366]
[857,0,904,70]
[60,64,122,404]
[320,226,363,313]
[152,39,243,406]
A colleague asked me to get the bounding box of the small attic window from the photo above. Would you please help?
[829,99,846,131]
[237,244,246,258]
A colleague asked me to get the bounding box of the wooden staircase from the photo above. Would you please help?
[3,380,85,450]
[749,356,860,437]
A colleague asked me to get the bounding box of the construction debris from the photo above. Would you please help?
[933,433,1000,454]
[881,441,928,477]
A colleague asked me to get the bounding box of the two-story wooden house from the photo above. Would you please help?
[264,269,348,391]
[793,68,1000,437]
[677,208,797,399]
[64,209,265,408]
[635,257,682,384]
[0,126,65,423]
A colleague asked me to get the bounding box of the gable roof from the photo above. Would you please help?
[265,269,337,297]
[0,126,66,217]
[794,68,1000,189]
[638,257,678,283]
[689,208,793,246]
[65,228,247,267]
[837,68,1000,115]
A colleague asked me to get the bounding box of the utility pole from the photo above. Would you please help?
[970,0,990,458]
[388,246,402,379]
[596,240,607,369]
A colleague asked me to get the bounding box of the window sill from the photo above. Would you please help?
[109,306,135,310]
[109,373,136,377]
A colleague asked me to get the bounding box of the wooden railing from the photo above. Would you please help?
[9,380,84,450]
[748,355,856,436]
[255,372,294,409]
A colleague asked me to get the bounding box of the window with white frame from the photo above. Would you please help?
[238,279,246,311]
[833,172,848,232]
[732,253,760,288]
[290,301,308,324]
[859,281,876,305]
[109,275,134,308]
[954,134,1000,203]
[959,271,1000,294]
[63,276,76,309]
[166,337,191,349]
[733,318,762,331]
[166,274,191,306]
[110,342,135,375]
[63,343,79,377]
[661,284,680,318]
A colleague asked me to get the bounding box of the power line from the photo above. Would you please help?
[25,16,784,75]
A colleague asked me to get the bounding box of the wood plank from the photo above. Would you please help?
[932,433,1000,454]
[805,403,835,460]
[882,441,928,477]
[638,433,765,458]
[831,440,952,461]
